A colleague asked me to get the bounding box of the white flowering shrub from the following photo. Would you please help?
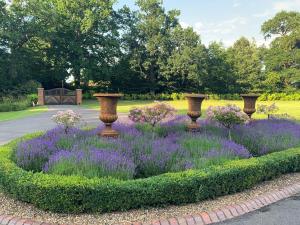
[129,102,176,127]
[52,110,82,133]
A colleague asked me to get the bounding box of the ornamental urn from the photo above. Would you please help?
[94,93,123,138]
[185,94,206,132]
[241,94,260,118]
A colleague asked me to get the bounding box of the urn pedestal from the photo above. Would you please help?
[185,94,206,132]
[241,94,260,119]
[94,93,123,138]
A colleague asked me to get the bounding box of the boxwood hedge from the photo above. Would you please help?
[0,135,300,213]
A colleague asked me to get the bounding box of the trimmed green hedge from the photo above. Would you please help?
[83,91,300,101]
[0,136,300,213]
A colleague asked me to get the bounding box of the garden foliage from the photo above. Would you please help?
[0,137,299,213]
[13,117,300,180]
[52,110,82,134]
[129,102,176,127]
[1,114,300,213]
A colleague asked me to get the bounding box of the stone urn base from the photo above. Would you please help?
[187,113,201,132]
[100,124,119,138]
[94,93,123,138]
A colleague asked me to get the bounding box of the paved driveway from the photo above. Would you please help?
[0,105,127,145]
[217,191,300,225]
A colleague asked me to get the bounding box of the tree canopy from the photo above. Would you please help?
[0,0,299,95]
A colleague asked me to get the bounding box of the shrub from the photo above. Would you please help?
[258,92,300,101]
[232,119,300,156]
[257,103,279,115]
[83,91,300,101]
[0,96,32,112]
[206,104,249,140]
[52,110,82,134]
[44,149,136,180]
[14,118,253,180]
[129,102,176,127]
[26,94,38,105]
[0,137,300,213]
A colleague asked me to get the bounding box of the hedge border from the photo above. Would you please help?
[0,136,300,213]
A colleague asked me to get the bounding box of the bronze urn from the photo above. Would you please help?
[185,94,206,131]
[241,94,260,118]
[94,93,124,138]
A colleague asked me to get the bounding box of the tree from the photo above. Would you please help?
[160,27,208,92]
[130,0,180,92]
[42,0,121,88]
[204,42,236,93]
[261,11,300,38]
[261,11,300,91]
[227,37,263,93]
[0,0,48,92]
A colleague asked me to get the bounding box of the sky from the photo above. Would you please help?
[115,0,300,47]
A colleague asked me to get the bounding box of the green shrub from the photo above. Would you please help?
[0,96,32,112]
[259,92,300,101]
[84,91,300,101]
[0,135,300,213]
[26,94,38,104]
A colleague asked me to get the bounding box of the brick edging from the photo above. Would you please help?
[131,183,300,225]
[0,183,300,225]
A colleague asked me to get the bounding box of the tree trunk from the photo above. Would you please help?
[73,66,81,88]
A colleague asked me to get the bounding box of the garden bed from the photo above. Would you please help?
[0,117,300,213]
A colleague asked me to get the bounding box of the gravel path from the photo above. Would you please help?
[0,173,299,225]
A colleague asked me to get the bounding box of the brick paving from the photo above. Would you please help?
[0,183,299,225]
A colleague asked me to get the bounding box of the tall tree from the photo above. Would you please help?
[0,0,48,91]
[227,37,263,93]
[130,0,180,92]
[261,11,300,91]
[160,26,208,92]
[204,42,237,93]
[43,0,121,88]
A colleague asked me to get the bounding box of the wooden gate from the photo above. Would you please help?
[45,88,76,105]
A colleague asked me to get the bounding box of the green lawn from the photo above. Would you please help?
[0,106,48,122]
[83,99,300,120]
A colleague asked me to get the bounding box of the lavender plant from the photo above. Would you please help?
[232,119,300,156]
[43,149,136,180]
[14,116,299,180]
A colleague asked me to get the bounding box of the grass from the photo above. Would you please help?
[0,106,48,122]
[82,99,300,120]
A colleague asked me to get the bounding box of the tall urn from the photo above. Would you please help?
[185,94,206,131]
[241,94,260,119]
[94,93,123,138]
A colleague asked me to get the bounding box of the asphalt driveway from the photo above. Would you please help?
[0,105,127,145]
[217,193,300,225]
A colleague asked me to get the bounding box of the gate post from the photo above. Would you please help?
[76,89,82,105]
[37,88,45,106]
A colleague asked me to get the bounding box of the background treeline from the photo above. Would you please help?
[0,0,299,96]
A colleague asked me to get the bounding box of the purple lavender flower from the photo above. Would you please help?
[220,139,252,158]
[44,149,135,180]
[233,119,300,156]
